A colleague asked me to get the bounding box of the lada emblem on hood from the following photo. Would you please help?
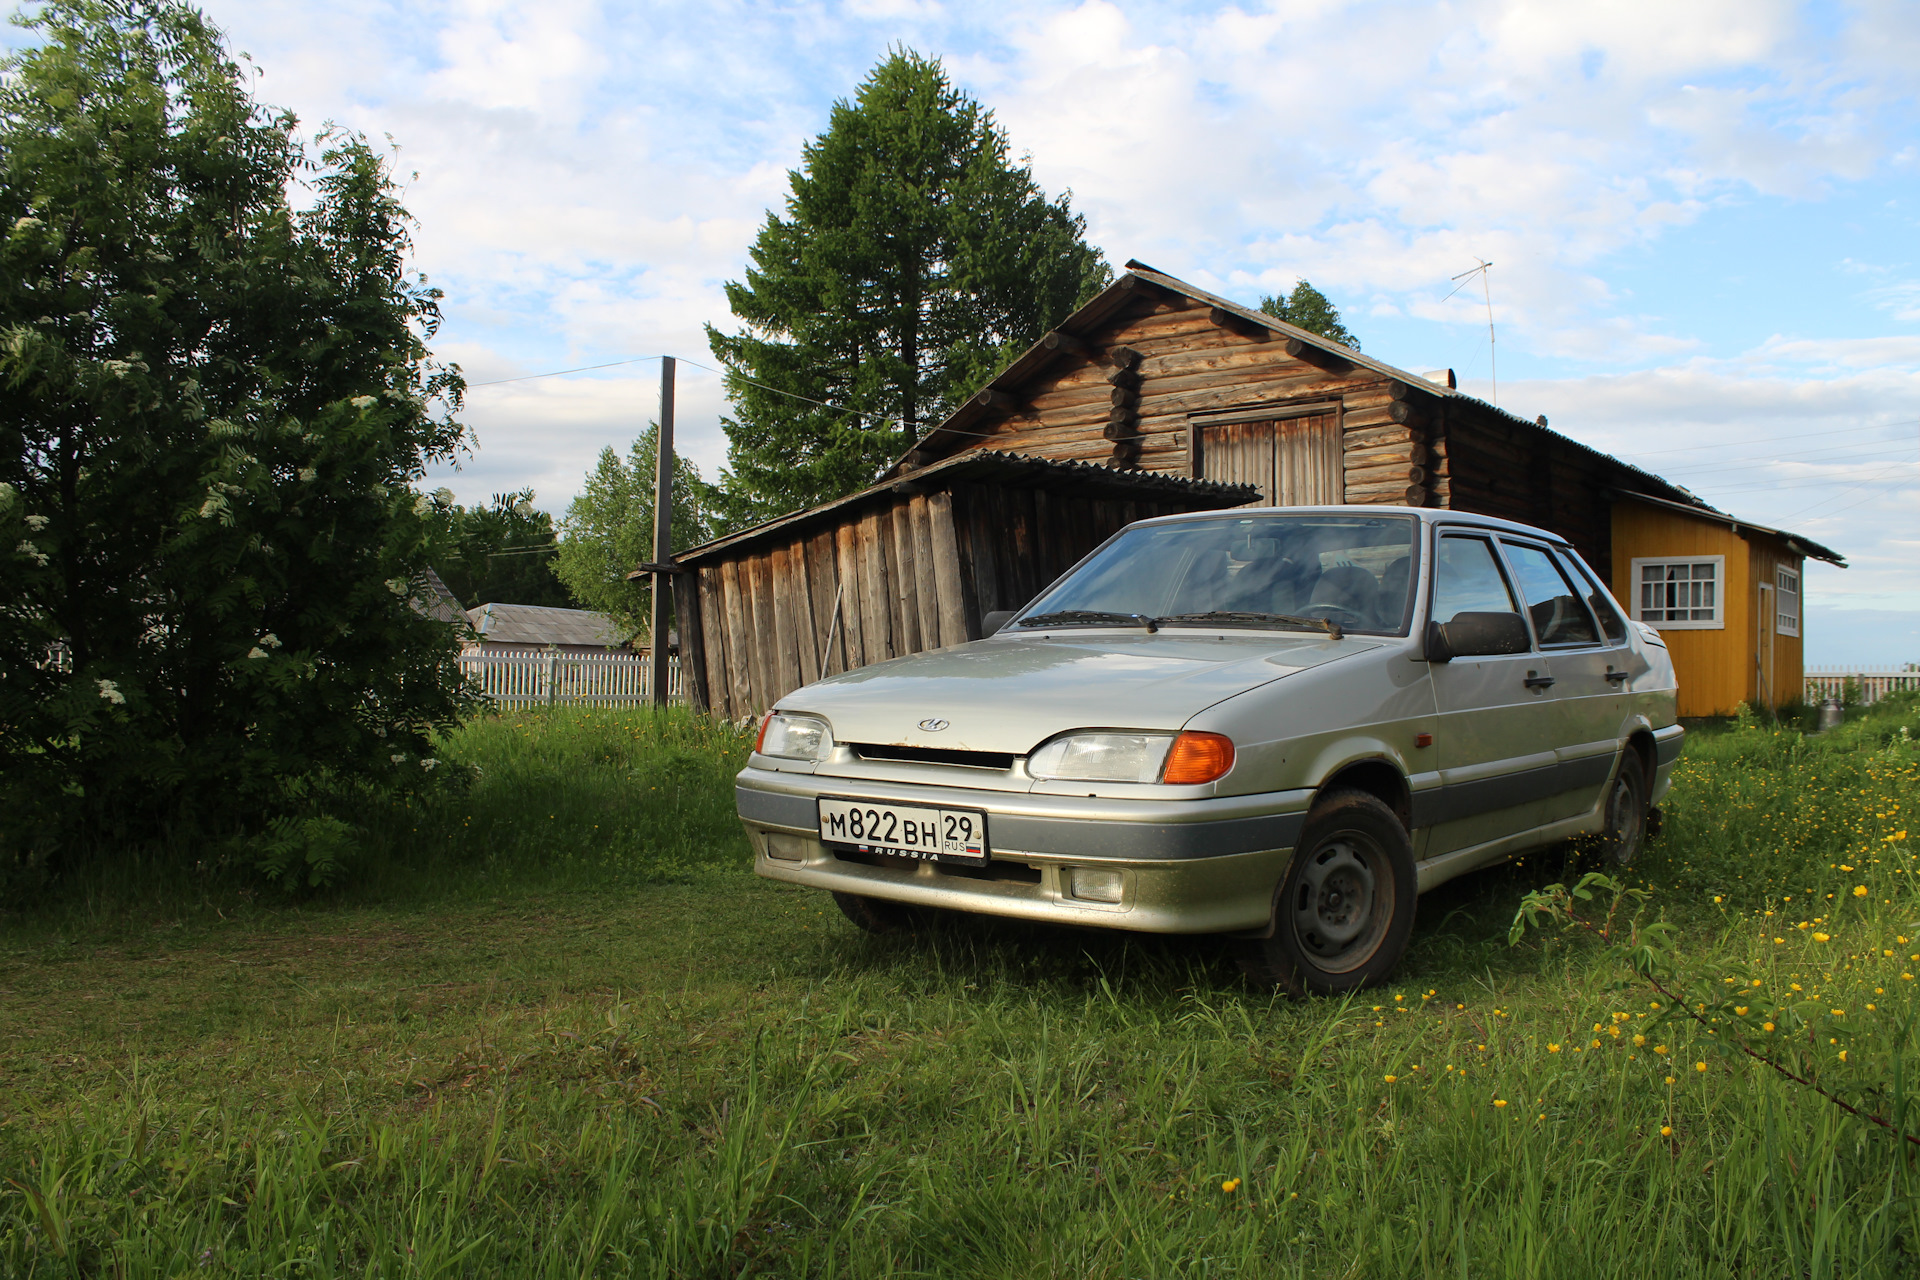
[917,718,951,732]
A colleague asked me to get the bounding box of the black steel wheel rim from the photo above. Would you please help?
[1606,774,1643,862]
[1289,828,1391,973]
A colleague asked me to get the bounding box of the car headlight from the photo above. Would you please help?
[756,711,834,761]
[1026,730,1235,784]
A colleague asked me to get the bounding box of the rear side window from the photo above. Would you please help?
[1560,550,1628,643]
[1501,541,1600,646]
[1432,535,1521,625]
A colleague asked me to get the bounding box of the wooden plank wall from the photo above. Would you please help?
[692,489,968,721]
[948,483,1201,621]
[687,479,1241,720]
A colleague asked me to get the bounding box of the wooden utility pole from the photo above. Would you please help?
[650,356,675,706]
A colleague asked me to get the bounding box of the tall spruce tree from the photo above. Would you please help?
[708,50,1109,526]
[1258,280,1361,351]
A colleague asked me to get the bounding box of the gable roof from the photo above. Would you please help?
[410,566,472,628]
[887,262,1702,510]
[467,602,632,648]
[881,259,1843,568]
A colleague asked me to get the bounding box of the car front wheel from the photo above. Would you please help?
[1234,789,1418,996]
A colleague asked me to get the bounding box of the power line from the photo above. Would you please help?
[468,355,666,387]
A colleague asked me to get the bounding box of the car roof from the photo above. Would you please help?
[1126,504,1575,547]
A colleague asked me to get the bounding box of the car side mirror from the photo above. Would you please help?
[982,610,1016,636]
[1430,611,1532,659]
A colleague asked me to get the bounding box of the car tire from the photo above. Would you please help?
[1595,751,1649,868]
[831,891,919,935]
[1234,789,1417,997]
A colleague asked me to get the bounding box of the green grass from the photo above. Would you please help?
[3,699,1919,1276]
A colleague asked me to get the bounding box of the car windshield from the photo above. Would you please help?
[1015,513,1420,635]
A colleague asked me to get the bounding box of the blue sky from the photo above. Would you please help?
[13,0,1919,662]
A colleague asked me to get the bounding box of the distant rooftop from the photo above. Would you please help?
[467,602,631,648]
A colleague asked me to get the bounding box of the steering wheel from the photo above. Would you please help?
[1301,603,1365,627]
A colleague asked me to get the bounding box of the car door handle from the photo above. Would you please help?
[1523,672,1556,689]
[1604,670,1630,685]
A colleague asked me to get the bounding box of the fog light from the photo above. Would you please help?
[765,833,806,862]
[1068,866,1124,903]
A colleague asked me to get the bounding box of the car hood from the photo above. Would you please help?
[780,631,1384,755]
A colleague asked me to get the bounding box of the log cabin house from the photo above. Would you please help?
[664,262,1842,720]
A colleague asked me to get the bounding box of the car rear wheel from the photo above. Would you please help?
[1234,789,1417,997]
[1595,751,1649,867]
[831,891,920,935]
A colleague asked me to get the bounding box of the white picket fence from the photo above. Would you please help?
[1805,667,1920,706]
[458,648,682,709]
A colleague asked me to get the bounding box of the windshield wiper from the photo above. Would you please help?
[1154,611,1345,640]
[1015,610,1160,632]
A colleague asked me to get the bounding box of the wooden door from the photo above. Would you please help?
[1194,412,1342,505]
[1756,582,1775,708]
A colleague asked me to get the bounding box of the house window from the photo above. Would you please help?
[1776,566,1800,637]
[1631,556,1724,630]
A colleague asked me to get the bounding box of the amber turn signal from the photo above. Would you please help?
[1160,731,1235,784]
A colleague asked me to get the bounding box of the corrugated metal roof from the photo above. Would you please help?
[410,567,472,628]
[1612,490,1847,566]
[466,602,632,647]
[671,449,1260,567]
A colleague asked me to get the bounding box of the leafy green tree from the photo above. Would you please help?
[554,424,713,640]
[0,1,476,889]
[708,49,1110,527]
[1258,280,1361,351]
[435,488,575,611]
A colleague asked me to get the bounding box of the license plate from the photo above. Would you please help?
[816,798,989,865]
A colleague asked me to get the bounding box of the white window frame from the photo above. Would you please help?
[1775,565,1800,638]
[1630,555,1725,630]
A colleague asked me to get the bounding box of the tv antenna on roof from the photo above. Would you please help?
[1445,260,1496,405]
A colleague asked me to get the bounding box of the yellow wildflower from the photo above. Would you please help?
[1222,1178,1240,1193]
[1854,886,1869,898]
[1493,1099,1508,1108]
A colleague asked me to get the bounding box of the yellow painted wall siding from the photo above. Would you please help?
[1612,504,1752,717]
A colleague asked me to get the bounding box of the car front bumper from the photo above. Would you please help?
[737,765,1312,934]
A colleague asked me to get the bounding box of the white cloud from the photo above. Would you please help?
[148,0,1920,657]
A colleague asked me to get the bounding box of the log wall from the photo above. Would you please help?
[949,289,1433,507]
[683,481,1227,720]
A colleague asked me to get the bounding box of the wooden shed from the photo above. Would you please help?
[664,451,1257,719]
[1611,492,1843,717]
[889,260,1715,591]
[664,260,1843,722]
[874,260,1843,716]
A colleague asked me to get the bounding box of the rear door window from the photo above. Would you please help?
[1500,541,1600,646]
[1559,550,1628,644]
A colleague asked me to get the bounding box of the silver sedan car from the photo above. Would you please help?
[736,506,1682,994]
